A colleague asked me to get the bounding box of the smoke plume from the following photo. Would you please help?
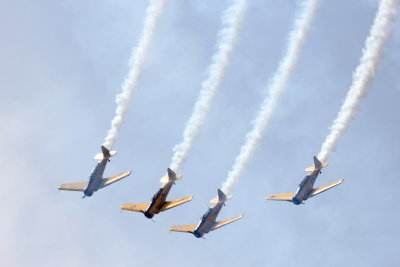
[222,0,321,194]
[318,0,400,162]
[170,0,248,172]
[103,0,165,149]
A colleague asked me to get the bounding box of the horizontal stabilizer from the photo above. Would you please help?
[209,195,232,204]
[210,189,232,204]
[160,168,183,184]
[160,195,194,212]
[100,170,131,188]
[121,202,150,212]
[310,179,344,198]
[265,192,296,201]
[169,224,198,233]
[58,181,88,192]
[305,162,329,172]
[211,214,244,231]
[94,146,117,161]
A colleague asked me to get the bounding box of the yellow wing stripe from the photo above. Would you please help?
[265,192,295,201]
[160,195,194,212]
[211,214,244,231]
[121,203,149,212]
[310,179,344,197]
[101,170,132,188]
[58,181,88,191]
[169,224,198,233]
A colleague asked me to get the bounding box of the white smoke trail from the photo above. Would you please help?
[317,0,400,162]
[222,0,321,194]
[103,0,165,149]
[169,0,248,172]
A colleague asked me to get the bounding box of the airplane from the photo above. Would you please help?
[170,189,244,238]
[58,145,132,198]
[120,168,194,219]
[265,156,343,205]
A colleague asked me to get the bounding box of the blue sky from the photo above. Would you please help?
[1,0,399,266]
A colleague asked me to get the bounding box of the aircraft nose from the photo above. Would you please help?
[144,211,153,219]
[193,231,203,238]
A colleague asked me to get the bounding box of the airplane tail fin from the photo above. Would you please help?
[314,156,322,169]
[305,156,329,172]
[210,189,233,204]
[94,146,117,161]
[160,168,183,184]
[218,188,227,202]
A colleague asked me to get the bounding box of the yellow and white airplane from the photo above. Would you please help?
[170,189,244,238]
[266,156,344,205]
[121,168,194,219]
[58,146,132,198]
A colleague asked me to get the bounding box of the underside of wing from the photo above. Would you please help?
[100,170,132,188]
[211,214,244,231]
[310,179,344,198]
[58,181,88,191]
[265,192,295,201]
[170,224,198,233]
[160,195,194,212]
[121,203,150,212]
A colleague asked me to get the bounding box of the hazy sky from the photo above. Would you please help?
[1,0,399,266]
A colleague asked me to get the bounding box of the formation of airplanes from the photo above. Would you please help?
[58,146,344,238]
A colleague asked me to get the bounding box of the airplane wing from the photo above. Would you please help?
[58,181,88,191]
[100,170,132,188]
[310,179,344,197]
[160,195,194,212]
[169,224,198,233]
[121,203,150,212]
[211,214,244,231]
[265,192,295,201]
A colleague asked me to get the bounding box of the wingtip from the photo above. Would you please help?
[265,194,275,200]
[120,203,131,210]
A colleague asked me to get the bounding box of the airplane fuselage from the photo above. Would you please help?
[144,180,174,219]
[83,158,108,197]
[193,201,224,238]
[292,168,320,205]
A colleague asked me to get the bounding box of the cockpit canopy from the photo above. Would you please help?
[151,188,163,202]
[298,176,309,188]
[201,208,212,220]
